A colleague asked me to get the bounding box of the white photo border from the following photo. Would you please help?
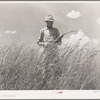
[0,1,100,99]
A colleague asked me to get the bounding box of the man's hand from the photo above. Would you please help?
[43,42,48,47]
[37,42,48,47]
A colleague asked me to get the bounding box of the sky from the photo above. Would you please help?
[0,2,100,47]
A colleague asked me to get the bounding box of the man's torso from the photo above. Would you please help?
[41,27,59,42]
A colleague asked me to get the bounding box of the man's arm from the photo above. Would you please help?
[37,29,44,46]
[37,29,48,47]
[55,29,62,45]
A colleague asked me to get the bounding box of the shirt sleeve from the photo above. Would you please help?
[56,29,61,43]
[37,29,44,44]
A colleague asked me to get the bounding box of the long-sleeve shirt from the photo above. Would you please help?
[37,27,61,44]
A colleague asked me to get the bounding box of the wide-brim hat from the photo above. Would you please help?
[44,15,55,22]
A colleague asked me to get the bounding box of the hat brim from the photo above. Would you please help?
[44,20,55,22]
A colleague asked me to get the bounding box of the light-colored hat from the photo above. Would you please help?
[44,15,54,22]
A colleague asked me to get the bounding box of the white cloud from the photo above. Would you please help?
[76,29,84,38]
[93,39,100,45]
[70,34,76,39]
[67,10,81,19]
[96,18,100,24]
[61,29,100,47]
[83,36,89,41]
[70,29,84,40]
[70,29,99,45]
[5,30,17,34]
[62,38,69,44]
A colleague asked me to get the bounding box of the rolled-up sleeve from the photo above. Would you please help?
[37,29,44,44]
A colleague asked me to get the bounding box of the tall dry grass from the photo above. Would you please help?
[0,37,100,90]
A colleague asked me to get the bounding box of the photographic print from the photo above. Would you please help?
[0,1,99,93]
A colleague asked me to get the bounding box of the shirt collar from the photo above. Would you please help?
[45,26,53,30]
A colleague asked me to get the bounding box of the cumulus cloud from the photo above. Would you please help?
[67,10,81,19]
[83,36,89,41]
[5,30,17,34]
[62,38,69,44]
[70,29,99,45]
[93,39,100,45]
[96,18,100,24]
[70,29,84,40]
[61,29,100,48]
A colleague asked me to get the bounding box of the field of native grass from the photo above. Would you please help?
[0,32,100,90]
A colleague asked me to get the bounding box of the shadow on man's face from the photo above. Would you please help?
[46,21,53,28]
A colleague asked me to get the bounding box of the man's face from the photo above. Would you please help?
[46,21,53,28]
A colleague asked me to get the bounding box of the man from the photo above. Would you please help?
[37,15,62,65]
[37,15,62,89]
[37,15,62,47]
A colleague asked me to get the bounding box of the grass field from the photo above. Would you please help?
[0,33,100,90]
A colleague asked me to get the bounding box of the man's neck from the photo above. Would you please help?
[47,26,53,29]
